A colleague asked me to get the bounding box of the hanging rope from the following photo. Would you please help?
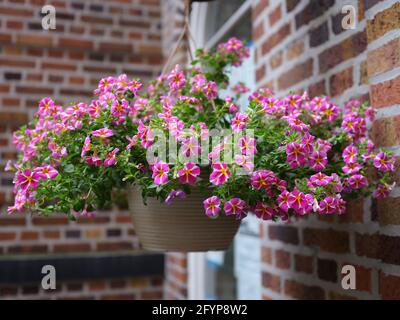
[161,0,196,75]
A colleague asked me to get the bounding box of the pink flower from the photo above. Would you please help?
[348,174,368,189]
[373,152,396,172]
[178,162,200,184]
[224,198,247,219]
[203,81,218,99]
[261,97,278,114]
[81,136,91,158]
[104,148,119,167]
[254,202,274,220]
[365,107,375,122]
[288,190,314,215]
[38,97,55,117]
[168,64,186,90]
[191,74,206,93]
[342,162,362,175]
[165,190,186,205]
[301,133,315,153]
[285,116,309,132]
[97,76,115,94]
[250,170,276,190]
[152,161,169,185]
[373,184,394,199]
[309,172,332,187]
[180,137,201,158]
[320,103,339,122]
[203,196,221,217]
[92,128,113,139]
[34,165,58,180]
[15,169,41,191]
[86,153,102,166]
[277,190,290,212]
[126,135,138,150]
[286,142,307,168]
[234,155,254,173]
[210,163,231,186]
[343,145,358,164]
[231,112,248,133]
[309,151,328,171]
[137,121,154,148]
[238,135,257,155]
[318,196,339,214]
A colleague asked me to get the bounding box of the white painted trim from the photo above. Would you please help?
[205,0,252,49]
[188,252,206,300]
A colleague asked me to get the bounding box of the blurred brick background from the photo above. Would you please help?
[0,0,165,300]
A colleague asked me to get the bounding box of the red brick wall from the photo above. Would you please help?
[253,0,400,299]
[0,0,164,299]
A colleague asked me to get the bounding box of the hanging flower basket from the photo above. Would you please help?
[129,186,240,251]
[6,37,397,252]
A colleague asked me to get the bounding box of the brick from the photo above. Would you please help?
[99,42,133,53]
[0,112,28,124]
[295,0,334,29]
[366,3,400,42]
[330,67,353,96]
[16,86,53,95]
[262,245,272,264]
[370,75,400,109]
[120,19,151,28]
[8,245,47,254]
[275,249,290,269]
[347,264,372,293]
[269,4,282,27]
[374,197,400,225]
[261,23,291,55]
[253,21,264,42]
[331,11,346,35]
[140,291,163,300]
[0,33,12,44]
[43,230,60,239]
[310,22,329,47]
[319,31,367,73]
[59,37,93,50]
[66,230,81,238]
[21,231,39,240]
[328,291,357,300]
[360,60,369,85]
[308,80,326,97]
[371,115,400,147]
[97,241,133,251]
[356,233,400,265]
[270,51,283,70]
[0,232,16,241]
[317,258,337,282]
[287,40,304,60]
[380,272,400,299]
[16,34,53,47]
[85,229,102,239]
[253,0,269,20]
[42,62,76,71]
[295,254,313,274]
[269,225,299,244]
[368,38,400,77]
[54,243,91,253]
[262,271,281,293]
[286,0,301,12]
[76,216,110,224]
[81,15,113,24]
[32,216,69,225]
[0,217,26,226]
[338,198,364,223]
[278,58,313,90]
[0,58,35,68]
[284,280,325,299]
[0,7,33,16]
[303,228,350,253]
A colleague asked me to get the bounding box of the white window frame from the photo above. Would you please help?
[188,0,253,300]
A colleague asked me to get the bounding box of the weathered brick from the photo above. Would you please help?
[319,31,367,73]
[284,280,325,299]
[330,67,353,96]
[367,3,400,42]
[278,58,313,90]
[16,34,53,47]
[269,4,282,27]
[303,228,350,253]
[253,21,264,41]
[269,225,299,244]
[367,38,400,77]
[380,272,400,299]
[295,0,335,29]
[0,232,16,241]
[256,64,266,82]
[287,40,304,60]
[253,0,269,20]
[310,22,329,47]
[317,258,337,283]
[261,23,291,55]
[262,271,281,293]
[339,198,364,223]
[308,80,326,97]
[356,233,400,265]
[270,51,283,70]
[54,243,91,253]
[294,254,313,274]
[262,245,273,264]
[275,249,290,269]
[371,115,400,147]
[286,0,301,12]
[59,37,94,50]
[370,75,400,109]
[375,197,400,226]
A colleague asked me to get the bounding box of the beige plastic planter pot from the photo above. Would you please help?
[128,187,241,252]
